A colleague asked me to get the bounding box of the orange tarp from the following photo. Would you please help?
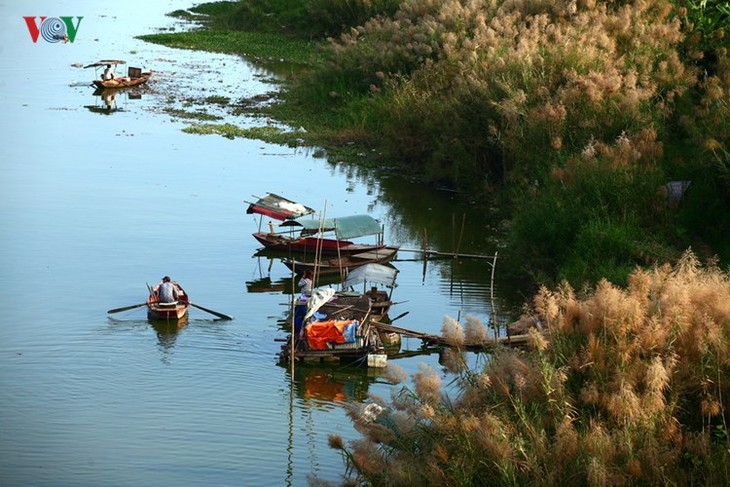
[305,320,353,350]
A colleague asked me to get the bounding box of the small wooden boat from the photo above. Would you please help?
[84,60,151,90]
[246,193,390,256]
[147,282,189,321]
[92,75,150,89]
[278,264,402,366]
[246,192,315,221]
[282,246,399,276]
[252,232,382,255]
[279,290,388,366]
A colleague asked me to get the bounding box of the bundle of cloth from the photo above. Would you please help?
[305,319,359,350]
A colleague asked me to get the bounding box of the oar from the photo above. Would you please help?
[390,311,410,323]
[190,302,233,320]
[107,303,147,314]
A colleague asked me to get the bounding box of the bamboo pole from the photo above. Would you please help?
[290,272,296,375]
[451,213,456,251]
[490,251,498,341]
[396,248,497,259]
[456,213,466,257]
[313,202,327,287]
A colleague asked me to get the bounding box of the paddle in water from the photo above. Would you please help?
[107,303,147,314]
[190,302,233,320]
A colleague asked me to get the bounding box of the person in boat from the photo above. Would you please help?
[157,276,179,304]
[102,64,115,80]
[298,270,313,295]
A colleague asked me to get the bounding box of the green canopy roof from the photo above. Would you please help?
[283,214,382,240]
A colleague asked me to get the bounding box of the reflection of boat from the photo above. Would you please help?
[146,282,189,321]
[84,59,151,89]
[246,276,288,293]
[246,193,390,256]
[281,362,385,403]
[278,264,402,366]
[282,246,399,277]
[84,86,146,114]
[149,315,188,351]
[245,272,341,294]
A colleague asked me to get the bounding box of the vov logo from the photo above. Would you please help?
[23,16,83,43]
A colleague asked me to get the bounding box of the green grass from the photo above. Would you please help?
[164,108,223,121]
[182,123,305,147]
[137,31,321,66]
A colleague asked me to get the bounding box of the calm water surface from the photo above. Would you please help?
[0,2,522,485]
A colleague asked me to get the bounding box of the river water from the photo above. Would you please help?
[0,2,523,485]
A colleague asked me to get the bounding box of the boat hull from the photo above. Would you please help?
[147,303,189,321]
[253,232,389,255]
[92,75,150,89]
[283,246,399,276]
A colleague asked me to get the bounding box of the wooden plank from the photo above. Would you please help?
[371,321,530,350]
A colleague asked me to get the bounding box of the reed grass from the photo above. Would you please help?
[331,250,730,486]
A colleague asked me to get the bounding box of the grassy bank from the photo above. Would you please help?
[139,30,318,66]
[141,0,730,291]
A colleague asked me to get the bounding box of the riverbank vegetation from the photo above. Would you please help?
[331,250,730,485]
[140,2,730,484]
[141,0,729,291]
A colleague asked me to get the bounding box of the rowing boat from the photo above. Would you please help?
[84,60,151,90]
[147,282,189,321]
[92,74,150,89]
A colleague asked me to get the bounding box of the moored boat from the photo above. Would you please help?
[282,246,399,276]
[278,263,402,366]
[246,193,390,256]
[341,263,399,318]
[279,289,388,366]
[246,192,315,221]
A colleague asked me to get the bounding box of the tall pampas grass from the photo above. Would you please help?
[330,250,730,485]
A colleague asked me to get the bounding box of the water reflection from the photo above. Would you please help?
[283,363,387,405]
[83,87,147,114]
[247,251,344,295]
[149,316,188,354]
[281,363,389,487]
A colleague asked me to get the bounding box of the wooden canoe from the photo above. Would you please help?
[147,283,189,321]
[92,74,150,89]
